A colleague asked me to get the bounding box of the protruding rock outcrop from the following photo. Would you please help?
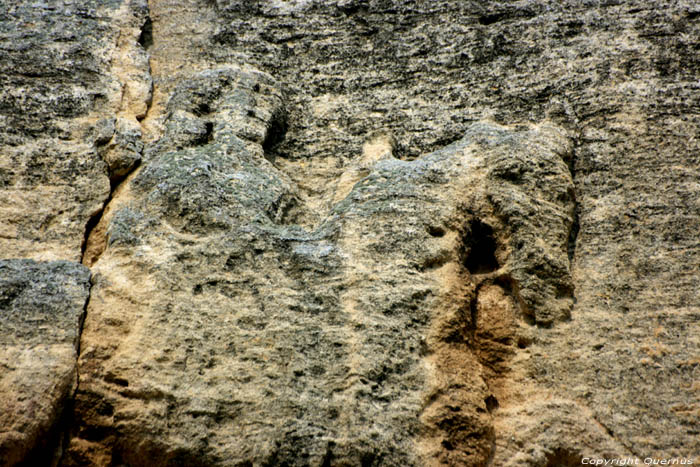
[0,260,90,466]
[66,101,597,464]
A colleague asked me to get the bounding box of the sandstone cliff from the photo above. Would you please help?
[1,0,698,465]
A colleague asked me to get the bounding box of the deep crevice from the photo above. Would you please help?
[138,17,153,51]
[81,1,154,266]
[205,121,214,143]
[262,106,288,163]
[65,2,154,465]
[320,443,334,467]
[109,159,139,192]
[462,219,499,275]
[19,361,85,467]
[80,207,104,263]
[76,275,92,359]
[54,275,92,467]
[80,159,141,266]
[567,206,580,263]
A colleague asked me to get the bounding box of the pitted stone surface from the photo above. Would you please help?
[0,260,91,466]
[1,0,699,465]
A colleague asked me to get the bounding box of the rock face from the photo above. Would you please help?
[0,260,91,466]
[0,0,151,263]
[1,0,699,465]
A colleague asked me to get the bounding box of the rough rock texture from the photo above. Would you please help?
[0,0,151,263]
[69,100,587,464]
[1,0,699,465]
[0,260,91,466]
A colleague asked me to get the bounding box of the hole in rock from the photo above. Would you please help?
[495,337,513,346]
[441,439,455,451]
[478,13,505,25]
[463,219,499,274]
[262,107,288,163]
[205,121,214,143]
[114,378,129,387]
[544,448,584,467]
[138,17,153,50]
[361,452,377,467]
[427,225,446,237]
[81,425,113,442]
[517,336,531,349]
[485,395,499,412]
[197,102,211,116]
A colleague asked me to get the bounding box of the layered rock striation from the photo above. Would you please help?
[1,0,698,465]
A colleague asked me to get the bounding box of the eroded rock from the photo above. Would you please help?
[0,260,91,467]
[1,0,699,464]
[67,71,589,462]
[0,0,151,263]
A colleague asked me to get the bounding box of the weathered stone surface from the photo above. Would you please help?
[0,0,152,262]
[69,93,586,463]
[0,260,91,466]
[1,0,699,465]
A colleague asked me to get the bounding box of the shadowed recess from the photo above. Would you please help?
[463,219,499,275]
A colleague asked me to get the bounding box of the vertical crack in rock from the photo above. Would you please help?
[81,1,154,268]
[261,102,289,163]
[568,205,580,264]
[54,274,93,467]
[138,16,153,51]
[79,209,105,265]
[566,140,581,266]
[0,261,91,466]
[76,273,93,361]
[65,2,155,464]
[80,158,143,268]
